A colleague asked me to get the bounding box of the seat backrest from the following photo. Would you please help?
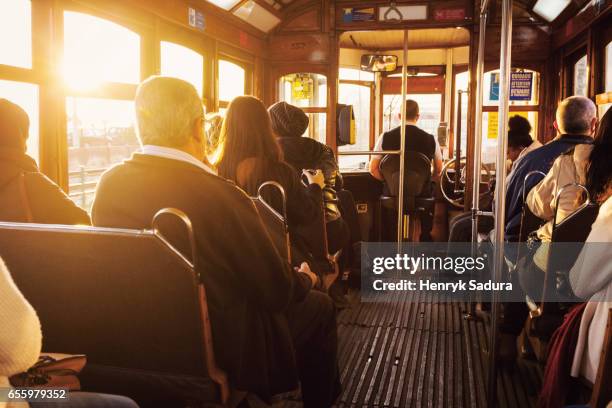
[0,222,208,377]
[379,151,432,198]
[252,181,292,263]
[551,202,599,243]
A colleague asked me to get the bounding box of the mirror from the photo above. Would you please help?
[360,54,398,72]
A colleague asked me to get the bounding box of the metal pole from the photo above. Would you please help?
[396,30,408,249]
[471,2,489,246]
[487,0,513,406]
[455,91,463,193]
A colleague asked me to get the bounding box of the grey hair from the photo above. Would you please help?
[556,96,597,135]
[134,76,203,147]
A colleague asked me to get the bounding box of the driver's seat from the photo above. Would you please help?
[377,152,435,241]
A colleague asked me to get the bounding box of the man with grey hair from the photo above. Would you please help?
[499,95,598,362]
[91,76,339,407]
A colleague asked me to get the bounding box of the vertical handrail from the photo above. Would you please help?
[396,30,408,250]
[487,0,513,406]
[471,5,489,247]
[455,91,464,193]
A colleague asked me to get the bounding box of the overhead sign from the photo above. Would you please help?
[188,7,205,31]
[489,72,534,102]
[342,7,376,23]
[434,8,466,21]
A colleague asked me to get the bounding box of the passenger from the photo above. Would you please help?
[368,99,443,241]
[0,257,138,408]
[215,96,328,274]
[499,96,599,362]
[91,77,339,407]
[524,98,603,278]
[0,99,90,225]
[506,115,542,175]
[570,192,612,384]
[504,96,598,241]
[268,101,349,255]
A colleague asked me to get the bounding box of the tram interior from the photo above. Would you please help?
[0,0,611,407]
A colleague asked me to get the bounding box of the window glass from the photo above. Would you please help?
[382,94,442,136]
[279,73,327,108]
[339,67,374,82]
[302,113,326,144]
[481,111,538,165]
[0,0,32,68]
[160,41,204,97]
[0,80,39,161]
[66,97,138,210]
[63,11,140,90]
[483,69,540,106]
[338,83,371,170]
[573,55,588,96]
[605,41,612,92]
[219,60,245,102]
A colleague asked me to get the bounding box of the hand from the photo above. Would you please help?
[295,262,318,287]
[303,169,325,189]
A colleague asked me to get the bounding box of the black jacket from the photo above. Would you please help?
[0,148,90,225]
[92,153,312,400]
[276,136,342,222]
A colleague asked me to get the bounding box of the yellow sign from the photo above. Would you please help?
[487,111,530,139]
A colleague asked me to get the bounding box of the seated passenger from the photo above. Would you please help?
[0,99,90,225]
[0,257,138,408]
[524,99,603,278]
[570,190,612,384]
[506,115,542,176]
[268,101,349,255]
[215,96,328,272]
[91,77,339,407]
[368,99,442,241]
[504,96,597,241]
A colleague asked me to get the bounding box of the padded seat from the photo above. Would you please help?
[377,152,434,241]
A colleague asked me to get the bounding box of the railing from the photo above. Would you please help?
[68,166,107,209]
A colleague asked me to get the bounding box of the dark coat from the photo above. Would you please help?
[91,153,311,400]
[233,157,323,265]
[0,148,90,225]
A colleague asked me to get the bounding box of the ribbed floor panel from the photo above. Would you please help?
[333,290,542,408]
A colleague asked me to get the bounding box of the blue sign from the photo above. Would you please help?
[188,7,205,31]
[489,72,533,101]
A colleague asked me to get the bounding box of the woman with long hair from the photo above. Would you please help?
[586,106,612,204]
[215,96,326,272]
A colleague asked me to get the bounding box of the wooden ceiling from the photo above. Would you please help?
[339,28,471,51]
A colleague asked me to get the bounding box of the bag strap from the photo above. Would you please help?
[18,172,34,222]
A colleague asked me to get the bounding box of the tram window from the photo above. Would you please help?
[218,59,245,103]
[573,55,588,96]
[160,42,204,97]
[63,11,140,90]
[338,83,371,170]
[605,41,612,92]
[382,94,442,137]
[0,80,39,162]
[279,73,327,143]
[0,0,31,69]
[339,67,375,82]
[66,97,138,210]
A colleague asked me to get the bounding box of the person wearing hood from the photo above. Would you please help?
[268,101,349,256]
[0,99,90,225]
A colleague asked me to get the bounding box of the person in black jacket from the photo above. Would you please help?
[0,99,90,225]
[93,78,339,408]
[268,101,350,256]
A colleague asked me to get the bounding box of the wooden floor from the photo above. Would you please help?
[333,290,542,408]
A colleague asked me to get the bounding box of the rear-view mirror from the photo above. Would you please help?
[360,54,398,72]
